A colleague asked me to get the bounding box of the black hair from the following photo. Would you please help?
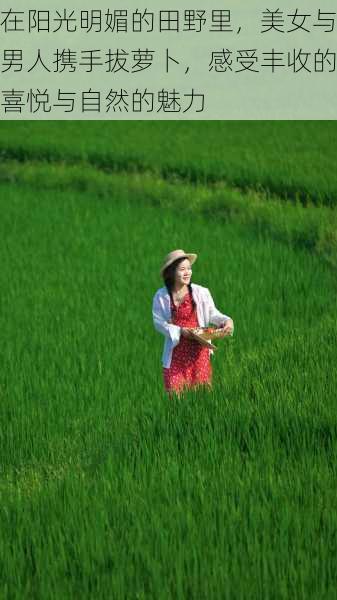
[163,257,196,313]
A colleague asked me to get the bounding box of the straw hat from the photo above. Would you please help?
[160,249,198,276]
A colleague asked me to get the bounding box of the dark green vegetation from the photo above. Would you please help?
[0,121,337,206]
[0,122,336,599]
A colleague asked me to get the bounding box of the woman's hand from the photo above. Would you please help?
[180,327,195,340]
[221,319,234,336]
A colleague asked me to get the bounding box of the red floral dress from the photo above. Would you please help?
[163,292,212,393]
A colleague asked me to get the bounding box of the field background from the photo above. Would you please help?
[0,121,337,599]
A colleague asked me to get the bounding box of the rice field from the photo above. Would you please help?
[0,121,337,205]
[1,122,337,599]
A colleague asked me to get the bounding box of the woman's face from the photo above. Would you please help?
[174,258,192,287]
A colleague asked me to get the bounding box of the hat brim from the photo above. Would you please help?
[160,253,198,276]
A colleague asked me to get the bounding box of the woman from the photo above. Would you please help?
[152,249,234,396]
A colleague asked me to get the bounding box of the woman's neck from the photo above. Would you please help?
[172,282,188,294]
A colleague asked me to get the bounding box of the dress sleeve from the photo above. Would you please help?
[206,288,234,332]
[152,292,182,347]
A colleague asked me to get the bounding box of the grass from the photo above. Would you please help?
[1,158,337,269]
[0,121,337,205]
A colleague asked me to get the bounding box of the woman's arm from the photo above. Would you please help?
[152,293,182,347]
[206,288,234,334]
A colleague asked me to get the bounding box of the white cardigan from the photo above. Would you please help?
[152,282,233,368]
